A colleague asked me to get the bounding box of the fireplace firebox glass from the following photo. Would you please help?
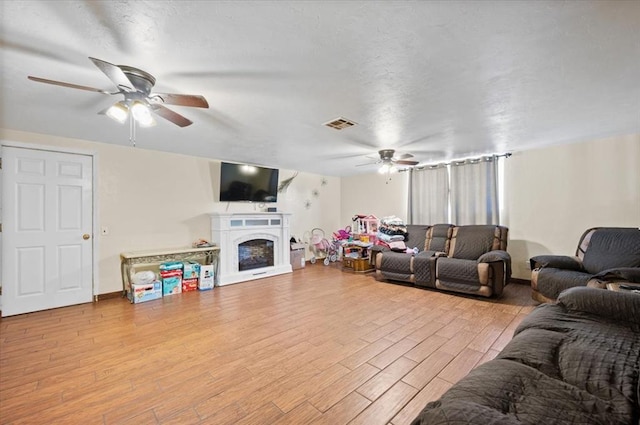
[238,239,274,271]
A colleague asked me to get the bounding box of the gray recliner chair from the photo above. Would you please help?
[433,225,511,297]
[530,227,640,303]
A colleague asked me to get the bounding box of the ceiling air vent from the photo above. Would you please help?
[324,117,357,130]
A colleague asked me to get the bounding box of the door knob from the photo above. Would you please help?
[83,234,91,240]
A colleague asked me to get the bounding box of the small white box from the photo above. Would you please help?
[199,264,215,290]
[128,281,162,304]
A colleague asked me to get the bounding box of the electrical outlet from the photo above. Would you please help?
[101,227,109,236]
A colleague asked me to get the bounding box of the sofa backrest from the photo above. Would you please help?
[578,227,640,274]
[403,224,431,251]
[425,224,454,253]
[448,225,508,260]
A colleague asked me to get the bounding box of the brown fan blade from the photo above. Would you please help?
[89,57,134,91]
[96,106,110,115]
[27,76,112,94]
[151,104,193,127]
[394,159,419,166]
[150,93,209,108]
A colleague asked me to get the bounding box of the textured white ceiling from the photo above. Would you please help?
[1,0,639,176]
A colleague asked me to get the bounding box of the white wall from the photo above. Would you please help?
[504,134,640,278]
[340,171,409,228]
[1,129,341,294]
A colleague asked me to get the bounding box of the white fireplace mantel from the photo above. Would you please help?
[210,212,293,285]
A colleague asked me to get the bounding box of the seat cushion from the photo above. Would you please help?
[436,257,479,284]
[379,251,413,273]
[534,268,592,300]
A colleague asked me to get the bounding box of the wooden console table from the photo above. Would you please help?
[120,246,220,296]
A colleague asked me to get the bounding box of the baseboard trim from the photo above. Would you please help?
[96,291,124,301]
[96,279,531,298]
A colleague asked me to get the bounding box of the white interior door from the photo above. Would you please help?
[2,146,94,317]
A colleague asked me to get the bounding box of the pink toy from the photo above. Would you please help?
[333,226,352,240]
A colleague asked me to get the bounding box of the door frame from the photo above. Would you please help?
[0,140,100,303]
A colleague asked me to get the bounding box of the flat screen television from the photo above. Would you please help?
[219,162,279,202]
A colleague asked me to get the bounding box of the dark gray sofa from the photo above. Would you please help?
[411,286,640,424]
[530,227,640,303]
[375,224,511,297]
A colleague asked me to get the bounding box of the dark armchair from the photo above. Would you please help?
[530,227,640,303]
[434,225,511,297]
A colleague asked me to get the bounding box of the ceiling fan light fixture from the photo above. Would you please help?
[106,101,129,124]
[378,162,397,174]
[130,100,155,127]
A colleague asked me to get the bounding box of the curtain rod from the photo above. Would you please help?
[402,152,511,172]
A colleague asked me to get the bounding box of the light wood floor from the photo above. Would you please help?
[0,264,537,425]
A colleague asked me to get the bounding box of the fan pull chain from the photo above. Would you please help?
[129,116,136,147]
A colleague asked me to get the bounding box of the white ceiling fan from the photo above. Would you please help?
[28,57,209,128]
[358,149,420,173]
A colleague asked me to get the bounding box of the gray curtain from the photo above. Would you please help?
[408,165,449,225]
[450,156,499,225]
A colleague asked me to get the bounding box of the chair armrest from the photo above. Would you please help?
[417,250,445,258]
[479,250,512,288]
[557,286,640,324]
[370,244,389,253]
[478,250,511,263]
[529,255,583,271]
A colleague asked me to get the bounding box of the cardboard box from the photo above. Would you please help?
[182,278,198,292]
[128,281,162,304]
[182,261,201,279]
[342,257,374,273]
[290,243,306,250]
[290,243,306,270]
[199,264,214,290]
[162,276,182,295]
